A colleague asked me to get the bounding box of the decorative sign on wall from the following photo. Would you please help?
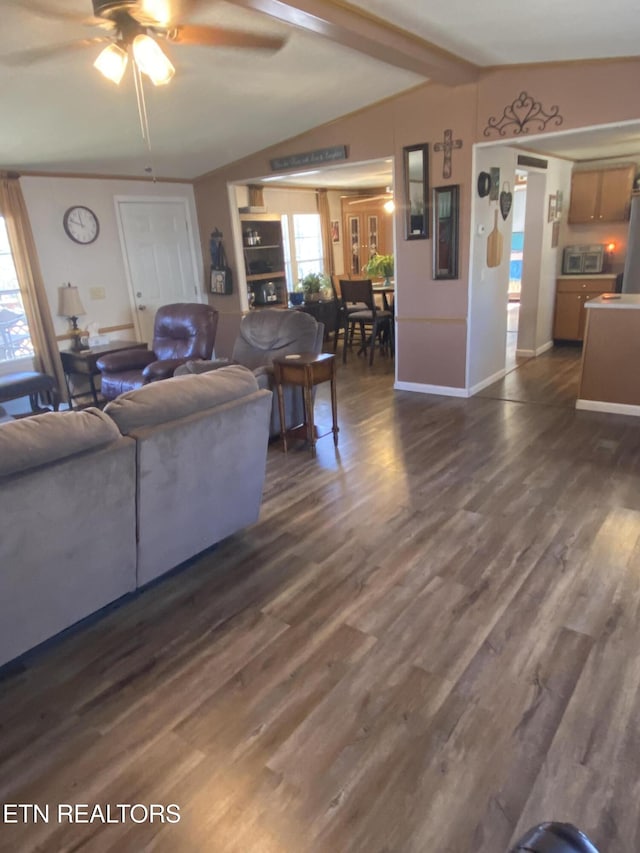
[490,167,500,201]
[483,91,564,138]
[499,182,513,220]
[270,145,348,172]
[434,129,462,179]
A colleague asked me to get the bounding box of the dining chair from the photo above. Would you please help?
[339,279,393,365]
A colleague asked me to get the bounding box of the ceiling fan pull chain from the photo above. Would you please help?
[132,57,152,151]
[132,59,157,181]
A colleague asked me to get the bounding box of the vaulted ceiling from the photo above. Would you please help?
[1,0,638,180]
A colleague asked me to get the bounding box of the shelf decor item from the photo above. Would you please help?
[210,228,233,295]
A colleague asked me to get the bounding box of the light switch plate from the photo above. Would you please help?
[89,286,105,300]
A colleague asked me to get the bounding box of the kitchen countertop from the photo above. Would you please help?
[585,294,640,309]
[556,274,617,280]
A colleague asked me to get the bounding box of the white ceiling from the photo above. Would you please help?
[0,0,638,180]
[347,0,640,65]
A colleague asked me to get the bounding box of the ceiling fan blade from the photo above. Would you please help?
[6,0,104,26]
[348,195,392,205]
[0,38,111,67]
[164,25,286,51]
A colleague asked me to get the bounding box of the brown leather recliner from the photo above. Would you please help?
[97,303,219,401]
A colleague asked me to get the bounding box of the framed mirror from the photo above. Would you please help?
[433,185,459,279]
[403,143,429,240]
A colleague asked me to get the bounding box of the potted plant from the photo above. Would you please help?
[364,253,394,285]
[300,272,331,303]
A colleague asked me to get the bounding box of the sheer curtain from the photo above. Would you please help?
[0,173,67,402]
[316,189,335,278]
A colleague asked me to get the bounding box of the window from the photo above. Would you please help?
[0,217,33,364]
[282,213,324,288]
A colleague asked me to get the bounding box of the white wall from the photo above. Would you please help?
[20,175,202,343]
[517,156,572,355]
[468,146,574,386]
[467,145,517,390]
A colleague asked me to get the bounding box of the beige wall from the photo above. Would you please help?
[195,58,640,383]
[20,175,201,345]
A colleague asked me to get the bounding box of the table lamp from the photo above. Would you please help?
[57,283,87,351]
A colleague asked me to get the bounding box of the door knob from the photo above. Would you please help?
[138,304,146,311]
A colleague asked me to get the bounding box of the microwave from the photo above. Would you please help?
[562,244,605,275]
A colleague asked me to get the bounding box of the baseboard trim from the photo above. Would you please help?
[469,368,506,396]
[576,399,640,417]
[394,380,468,398]
[515,340,553,359]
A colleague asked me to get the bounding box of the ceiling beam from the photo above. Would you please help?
[226,0,479,85]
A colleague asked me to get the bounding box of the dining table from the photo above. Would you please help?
[372,281,395,313]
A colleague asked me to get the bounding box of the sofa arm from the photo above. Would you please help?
[96,349,155,373]
[142,358,190,382]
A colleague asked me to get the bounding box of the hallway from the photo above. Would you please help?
[479,343,583,408]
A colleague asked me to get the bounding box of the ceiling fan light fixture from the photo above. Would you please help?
[94,43,128,85]
[133,34,175,86]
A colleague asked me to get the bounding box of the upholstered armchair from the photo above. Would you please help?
[175,308,324,436]
[97,303,218,401]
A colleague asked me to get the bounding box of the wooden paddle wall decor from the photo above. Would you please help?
[486,209,503,268]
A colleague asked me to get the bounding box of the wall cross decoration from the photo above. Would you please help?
[434,129,463,179]
[483,91,563,138]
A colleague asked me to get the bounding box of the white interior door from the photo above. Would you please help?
[116,198,202,343]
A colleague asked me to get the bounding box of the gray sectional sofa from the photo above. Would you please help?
[0,365,272,667]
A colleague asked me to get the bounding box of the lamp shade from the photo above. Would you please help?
[57,284,86,318]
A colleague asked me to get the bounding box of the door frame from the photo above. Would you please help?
[114,196,203,342]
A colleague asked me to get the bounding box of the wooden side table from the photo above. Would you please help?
[273,352,339,457]
[60,340,148,408]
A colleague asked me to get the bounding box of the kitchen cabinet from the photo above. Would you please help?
[240,214,287,308]
[568,165,635,224]
[553,275,617,341]
[341,196,393,277]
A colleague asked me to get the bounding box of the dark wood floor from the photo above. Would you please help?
[2,348,640,852]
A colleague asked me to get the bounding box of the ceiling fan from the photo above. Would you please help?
[5,0,287,86]
[348,188,395,212]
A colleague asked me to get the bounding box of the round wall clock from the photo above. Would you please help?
[63,206,100,245]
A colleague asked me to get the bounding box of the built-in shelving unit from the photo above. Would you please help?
[240,214,288,308]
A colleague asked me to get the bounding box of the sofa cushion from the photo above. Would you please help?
[104,364,260,434]
[0,407,121,477]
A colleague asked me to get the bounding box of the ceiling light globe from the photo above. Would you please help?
[94,43,128,85]
[133,34,175,86]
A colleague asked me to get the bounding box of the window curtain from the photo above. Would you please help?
[0,174,68,403]
[316,189,335,278]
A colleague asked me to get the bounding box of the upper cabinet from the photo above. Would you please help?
[568,164,635,224]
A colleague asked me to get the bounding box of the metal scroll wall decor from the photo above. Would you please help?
[434,129,462,179]
[483,91,563,138]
